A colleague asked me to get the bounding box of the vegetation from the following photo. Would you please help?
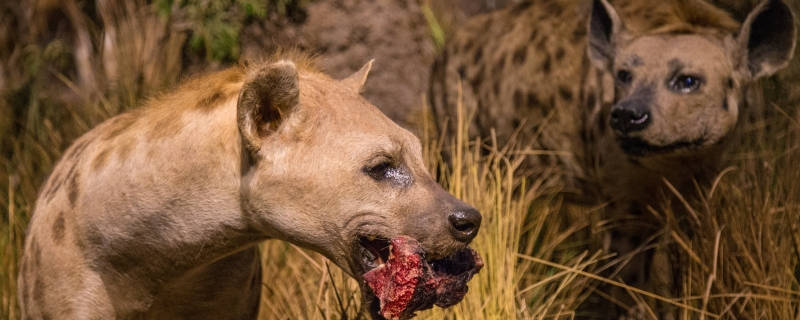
[1,0,799,319]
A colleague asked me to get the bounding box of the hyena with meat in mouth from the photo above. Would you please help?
[18,55,483,319]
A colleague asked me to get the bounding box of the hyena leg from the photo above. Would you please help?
[648,234,677,320]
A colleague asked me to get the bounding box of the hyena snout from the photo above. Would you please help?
[447,207,481,243]
[610,99,651,134]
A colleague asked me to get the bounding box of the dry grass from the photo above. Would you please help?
[664,107,800,319]
[2,1,800,319]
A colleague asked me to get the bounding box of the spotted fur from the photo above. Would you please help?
[431,0,795,317]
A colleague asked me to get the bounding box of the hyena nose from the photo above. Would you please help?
[448,208,482,243]
[610,105,650,134]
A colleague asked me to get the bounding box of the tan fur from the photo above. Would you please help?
[19,55,480,319]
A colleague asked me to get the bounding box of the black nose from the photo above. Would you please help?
[610,105,650,134]
[448,208,482,242]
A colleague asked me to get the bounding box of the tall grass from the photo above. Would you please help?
[660,105,800,319]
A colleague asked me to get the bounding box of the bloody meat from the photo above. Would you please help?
[363,236,482,320]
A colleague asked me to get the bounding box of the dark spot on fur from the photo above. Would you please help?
[545,1,563,16]
[41,170,64,203]
[48,161,80,205]
[196,90,225,111]
[457,65,466,79]
[529,29,539,42]
[461,39,473,53]
[726,77,734,89]
[722,97,728,111]
[652,17,668,27]
[470,66,484,89]
[541,55,552,73]
[555,47,566,61]
[103,115,136,141]
[493,81,501,96]
[513,90,524,106]
[117,138,136,161]
[33,276,44,310]
[513,1,532,12]
[40,139,91,202]
[628,55,644,67]
[473,49,483,64]
[536,37,547,51]
[527,93,542,108]
[559,86,574,102]
[513,47,528,65]
[32,241,41,268]
[587,92,597,108]
[92,147,112,171]
[68,169,80,208]
[52,211,66,243]
[64,139,90,162]
[668,59,684,72]
[148,114,184,140]
[496,56,506,71]
[571,25,587,41]
[80,224,104,251]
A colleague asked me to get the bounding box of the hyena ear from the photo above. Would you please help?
[237,60,299,152]
[737,0,797,79]
[341,59,374,93]
[587,0,625,70]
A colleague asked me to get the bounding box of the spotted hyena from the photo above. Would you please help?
[431,0,795,316]
[18,55,483,319]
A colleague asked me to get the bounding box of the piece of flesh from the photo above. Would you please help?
[363,236,483,320]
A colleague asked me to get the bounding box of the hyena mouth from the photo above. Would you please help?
[617,137,706,157]
[358,236,392,271]
[356,236,483,320]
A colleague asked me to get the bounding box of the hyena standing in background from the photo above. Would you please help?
[431,0,796,317]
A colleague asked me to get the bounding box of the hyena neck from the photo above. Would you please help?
[597,139,725,207]
[81,100,271,311]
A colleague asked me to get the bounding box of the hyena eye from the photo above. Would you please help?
[670,75,703,93]
[364,160,394,181]
[616,70,633,85]
[364,158,413,186]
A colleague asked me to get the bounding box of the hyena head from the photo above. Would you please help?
[236,59,481,277]
[588,0,796,157]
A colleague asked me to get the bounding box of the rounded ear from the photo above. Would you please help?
[341,59,374,93]
[738,0,797,79]
[237,60,300,153]
[587,0,625,70]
